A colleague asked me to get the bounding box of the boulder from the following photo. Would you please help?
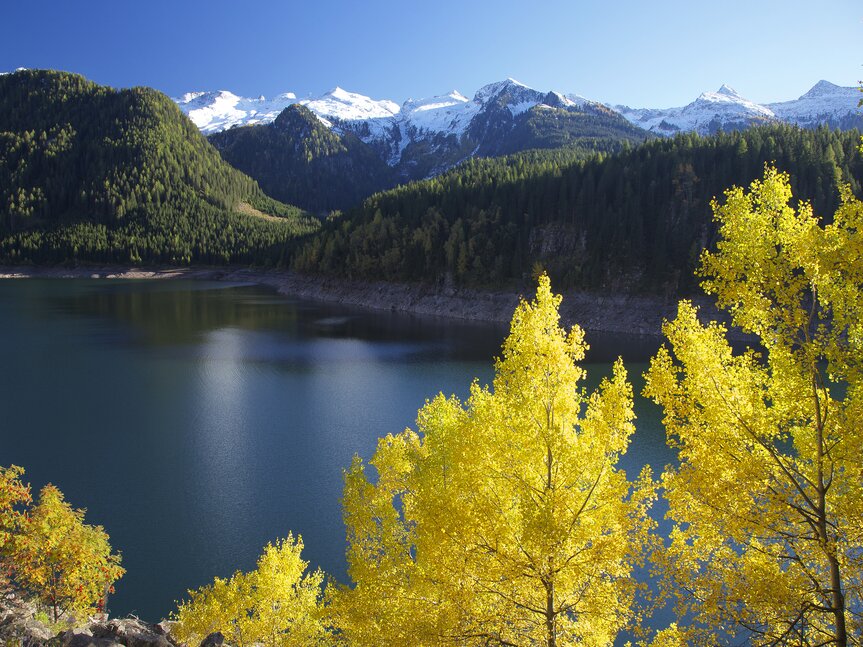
[91,618,174,647]
[200,632,225,647]
[153,621,173,637]
[62,628,122,647]
[0,600,55,646]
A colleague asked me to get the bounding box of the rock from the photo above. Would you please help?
[154,620,174,636]
[200,632,225,647]
[14,617,57,645]
[91,618,174,647]
[0,602,55,646]
[62,628,122,647]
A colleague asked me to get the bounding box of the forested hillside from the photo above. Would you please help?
[0,70,318,265]
[293,124,863,292]
[209,104,397,213]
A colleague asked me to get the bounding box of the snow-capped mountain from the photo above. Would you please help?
[614,81,862,136]
[192,78,647,210]
[174,78,861,212]
[177,78,862,153]
[178,90,300,133]
[176,87,399,134]
[768,80,863,130]
[175,78,633,169]
[615,85,774,136]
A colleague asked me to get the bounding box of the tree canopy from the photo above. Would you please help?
[335,275,655,646]
[644,167,863,645]
[0,469,124,624]
[172,533,330,647]
[294,125,862,292]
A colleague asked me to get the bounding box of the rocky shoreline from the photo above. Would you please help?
[0,587,176,647]
[0,264,724,336]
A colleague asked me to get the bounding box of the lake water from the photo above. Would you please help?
[0,279,671,627]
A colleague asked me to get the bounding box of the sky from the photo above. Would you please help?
[2,0,861,108]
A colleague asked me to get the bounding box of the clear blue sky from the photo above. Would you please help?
[2,0,861,107]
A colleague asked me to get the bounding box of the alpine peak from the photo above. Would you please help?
[472,78,535,103]
[802,80,841,98]
[716,84,740,97]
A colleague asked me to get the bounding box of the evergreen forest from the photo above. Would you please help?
[293,125,863,293]
[0,70,318,266]
[208,105,399,214]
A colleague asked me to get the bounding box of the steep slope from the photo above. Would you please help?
[209,105,397,213]
[292,125,863,292]
[383,79,649,180]
[0,70,317,265]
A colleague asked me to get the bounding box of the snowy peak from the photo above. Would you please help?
[716,84,740,98]
[174,86,401,134]
[471,78,577,119]
[802,80,842,98]
[175,90,301,133]
[614,79,862,136]
[695,85,766,112]
[616,83,776,136]
[472,78,536,103]
[768,81,862,129]
[324,86,351,100]
[302,88,400,123]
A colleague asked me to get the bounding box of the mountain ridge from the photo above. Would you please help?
[616,80,862,135]
[177,77,645,170]
[201,77,648,210]
[175,78,862,142]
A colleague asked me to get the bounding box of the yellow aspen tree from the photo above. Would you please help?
[10,484,124,623]
[0,465,31,586]
[173,533,331,647]
[644,167,863,646]
[0,465,30,552]
[336,275,655,646]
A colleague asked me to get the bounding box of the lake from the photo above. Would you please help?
[0,278,671,626]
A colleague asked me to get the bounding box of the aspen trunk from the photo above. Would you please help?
[546,581,556,647]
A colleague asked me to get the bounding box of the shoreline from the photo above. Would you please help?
[0,264,718,336]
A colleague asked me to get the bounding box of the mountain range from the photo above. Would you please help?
[179,79,650,169]
[181,79,650,210]
[614,80,863,135]
[173,78,862,212]
[176,78,863,143]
